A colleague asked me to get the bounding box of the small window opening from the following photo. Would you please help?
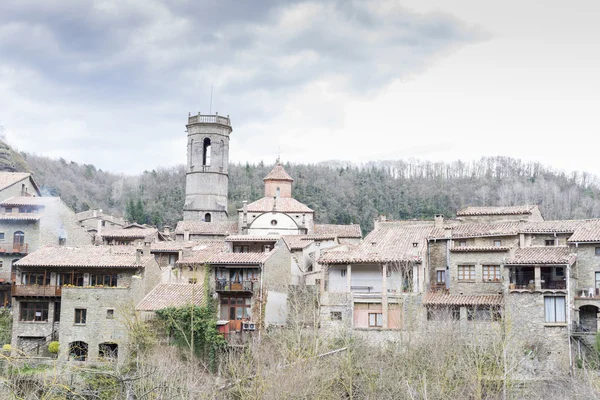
[545,239,555,246]
[204,213,211,222]
[341,269,347,277]
[276,187,281,198]
[330,311,342,321]
[271,219,277,226]
[202,138,211,166]
[106,309,114,319]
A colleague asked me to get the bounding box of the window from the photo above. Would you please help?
[368,312,383,327]
[544,296,566,323]
[458,265,475,281]
[20,302,49,322]
[168,254,177,266]
[458,240,467,247]
[220,296,251,320]
[467,306,502,321]
[482,265,501,282]
[90,274,118,287]
[436,270,445,284]
[22,272,50,286]
[233,246,249,253]
[493,240,502,247]
[427,306,460,321]
[263,245,271,252]
[412,242,418,247]
[595,247,600,256]
[106,309,114,319]
[59,273,84,287]
[202,138,211,166]
[204,213,211,222]
[270,219,278,226]
[188,278,198,284]
[596,272,600,289]
[0,233,4,240]
[330,311,342,321]
[545,239,555,246]
[75,308,87,324]
[276,187,280,198]
[14,231,25,251]
[101,221,106,227]
[340,268,347,277]
[58,237,66,246]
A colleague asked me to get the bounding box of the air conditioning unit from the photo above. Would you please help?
[242,322,256,331]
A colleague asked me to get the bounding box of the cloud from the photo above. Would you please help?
[0,0,482,173]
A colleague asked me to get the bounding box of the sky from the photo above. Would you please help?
[0,0,598,175]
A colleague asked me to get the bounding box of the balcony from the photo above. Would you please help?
[216,280,254,292]
[0,243,29,254]
[12,285,62,297]
[187,113,231,126]
[575,288,600,299]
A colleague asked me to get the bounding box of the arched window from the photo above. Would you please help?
[203,138,211,166]
[204,213,211,222]
[69,341,89,361]
[275,187,281,198]
[99,342,118,361]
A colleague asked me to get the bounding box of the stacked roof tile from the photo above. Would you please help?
[423,293,504,306]
[136,284,205,311]
[505,247,575,265]
[15,246,151,268]
[244,197,314,213]
[175,220,238,235]
[0,213,41,221]
[450,246,511,252]
[263,164,294,181]
[101,227,158,239]
[225,235,280,242]
[1,196,59,207]
[521,220,588,233]
[282,235,312,250]
[457,205,537,216]
[567,220,600,243]
[314,224,362,238]
[430,222,520,239]
[151,240,224,253]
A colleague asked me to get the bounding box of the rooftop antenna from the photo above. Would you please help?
[209,83,214,114]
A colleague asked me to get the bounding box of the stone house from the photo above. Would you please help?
[10,245,160,363]
[0,196,92,307]
[0,172,41,200]
[98,223,164,245]
[174,220,238,241]
[76,209,126,236]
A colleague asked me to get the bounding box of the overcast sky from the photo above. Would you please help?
[1,0,598,175]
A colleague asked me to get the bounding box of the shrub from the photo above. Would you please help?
[48,341,59,354]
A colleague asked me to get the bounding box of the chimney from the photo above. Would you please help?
[242,200,248,227]
[136,248,142,264]
[143,240,151,256]
[184,229,190,242]
[163,226,171,236]
[434,214,444,228]
[93,209,98,218]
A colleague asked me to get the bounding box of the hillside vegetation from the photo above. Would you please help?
[9,143,600,232]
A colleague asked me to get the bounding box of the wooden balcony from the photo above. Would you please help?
[215,280,254,292]
[11,285,62,297]
[0,243,29,254]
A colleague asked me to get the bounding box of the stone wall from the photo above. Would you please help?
[448,250,507,295]
[0,177,39,201]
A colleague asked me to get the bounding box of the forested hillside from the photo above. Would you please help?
[14,145,600,234]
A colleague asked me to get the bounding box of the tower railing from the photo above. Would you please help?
[188,114,231,126]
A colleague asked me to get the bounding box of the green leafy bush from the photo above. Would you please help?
[48,341,59,354]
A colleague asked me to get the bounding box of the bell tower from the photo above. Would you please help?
[183,113,232,222]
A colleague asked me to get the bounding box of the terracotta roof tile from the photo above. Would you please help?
[15,246,152,268]
[225,235,280,242]
[136,284,205,311]
[177,246,274,265]
[432,222,520,239]
[0,172,33,191]
[521,220,588,233]
[0,213,41,221]
[457,205,537,216]
[568,220,600,243]
[505,247,575,265]
[1,196,59,207]
[263,164,293,182]
[244,197,313,213]
[314,224,362,238]
[423,293,504,306]
[450,246,511,252]
[101,227,158,239]
[175,220,238,235]
[151,240,223,253]
[301,234,338,240]
[76,210,126,226]
[282,235,312,250]
[319,224,433,264]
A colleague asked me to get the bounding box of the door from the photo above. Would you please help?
[13,231,25,252]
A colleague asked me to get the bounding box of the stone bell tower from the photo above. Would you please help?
[183,113,232,222]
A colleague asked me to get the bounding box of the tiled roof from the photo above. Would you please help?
[245,197,313,213]
[151,240,223,253]
[101,227,158,239]
[15,246,151,268]
[319,224,434,264]
[432,222,520,239]
[263,164,293,182]
[225,235,280,242]
[282,235,313,250]
[0,172,32,191]
[1,196,59,207]
[136,284,205,311]
[301,234,338,241]
[76,210,126,226]
[505,247,575,265]
[456,205,537,216]
[314,224,362,238]
[175,220,238,235]
[423,293,504,306]
[521,220,588,233]
[568,220,600,243]
[177,246,274,265]
[450,246,511,252]
[0,213,41,221]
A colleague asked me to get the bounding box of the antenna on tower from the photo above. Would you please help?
[209,84,214,114]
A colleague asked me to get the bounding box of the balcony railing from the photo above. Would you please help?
[11,285,62,297]
[0,243,29,254]
[216,280,254,292]
[187,114,231,126]
[576,288,600,299]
